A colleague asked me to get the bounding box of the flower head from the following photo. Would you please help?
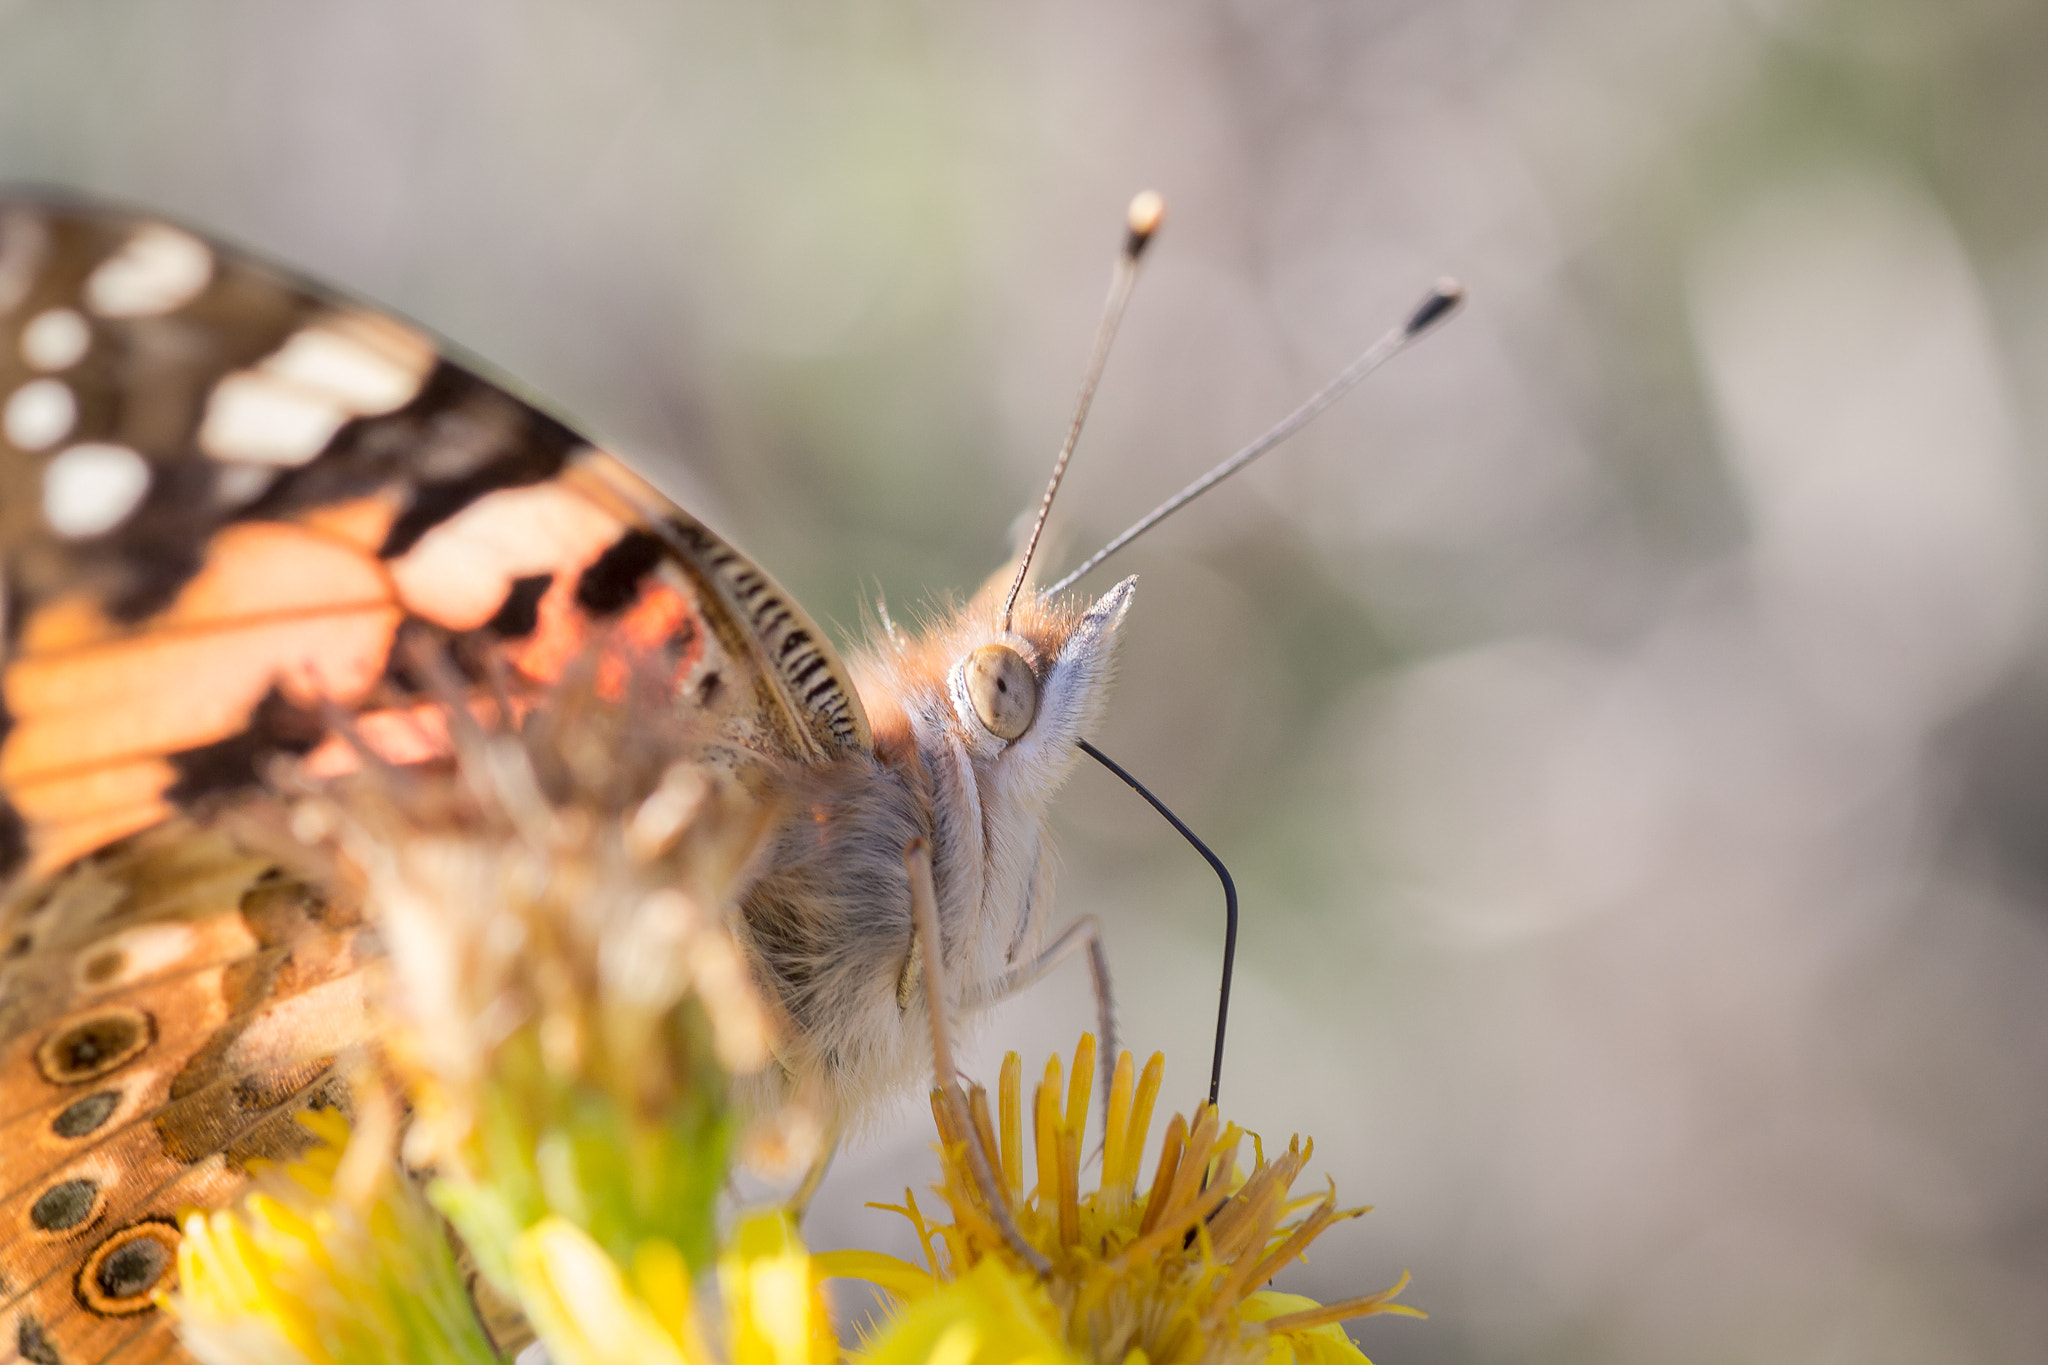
[300,655,790,1283]
[821,1037,1420,1365]
[171,1112,840,1365]
[170,1109,502,1365]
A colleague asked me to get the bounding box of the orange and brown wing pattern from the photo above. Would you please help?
[0,191,881,1365]
[0,822,369,1365]
[0,193,868,885]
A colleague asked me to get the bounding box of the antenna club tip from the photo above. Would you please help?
[1405,278,1466,336]
[1125,190,1166,257]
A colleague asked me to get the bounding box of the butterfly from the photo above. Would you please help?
[0,191,1143,1365]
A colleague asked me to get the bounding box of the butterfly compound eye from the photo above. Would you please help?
[965,644,1038,740]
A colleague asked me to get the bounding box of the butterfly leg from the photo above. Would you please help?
[975,916,1118,1131]
[785,1114,840,1224]
[904,838,1049,1275]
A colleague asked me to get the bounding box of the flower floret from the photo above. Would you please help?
[822,1038,1419,1365]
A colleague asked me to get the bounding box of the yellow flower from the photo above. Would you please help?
[818,1038,1420,1365]
[174,1111,838,1365]
[169,1109,502,1365]
[510,1211,836,1365]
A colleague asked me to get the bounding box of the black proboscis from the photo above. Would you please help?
[1079,738,1238,1110]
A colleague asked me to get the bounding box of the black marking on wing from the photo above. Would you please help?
[484,574,553,640]
[15,1313,59,1365]
[226,361,587,556]
[82,1220,177,1306]
[93,462,225,625]
[50,1094,118,1141]
[575,529,664,616]
[0,569,28,883]
[659,516,868,757]
[374,392,586,558]
[28,1180,97,1232]
[0,804,27,885]
[162,688,326,805]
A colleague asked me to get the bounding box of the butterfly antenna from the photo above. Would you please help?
[1001,190,1167,631]
[1078,739,1237,1110]
[1046,279,1465,596]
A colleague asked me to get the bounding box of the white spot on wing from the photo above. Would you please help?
[73,922,202,992]
[5,378,76,451]
[42,442,151,538]
[20,307,90,370]
[197,311,436,465]
[198,372,349,466]
[84,224,213,318]
[267,312,435,413]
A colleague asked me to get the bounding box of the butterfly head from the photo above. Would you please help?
[859,574,1135,786]
[730,572,1135,1128]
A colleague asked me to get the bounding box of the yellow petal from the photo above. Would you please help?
[721,1211,826,1365]
[634,1239,713,1361]
[1242,1292,1374,1365]
[927,1322,981,1365]
[862,1260,1079,1365]
[811,1249,939,1302]
[512,1217,691,1365]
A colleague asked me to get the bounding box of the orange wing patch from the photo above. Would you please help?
[3,514,400,879]
[0,477,660,880]
[506,565,703,698]
[386,480,627,631]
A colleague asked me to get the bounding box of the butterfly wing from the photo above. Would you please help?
[0,824,366,1365]
[0,193,871,1363]
[0,192,871,883]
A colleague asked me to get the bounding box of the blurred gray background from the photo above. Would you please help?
[5,1,2045,1360]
